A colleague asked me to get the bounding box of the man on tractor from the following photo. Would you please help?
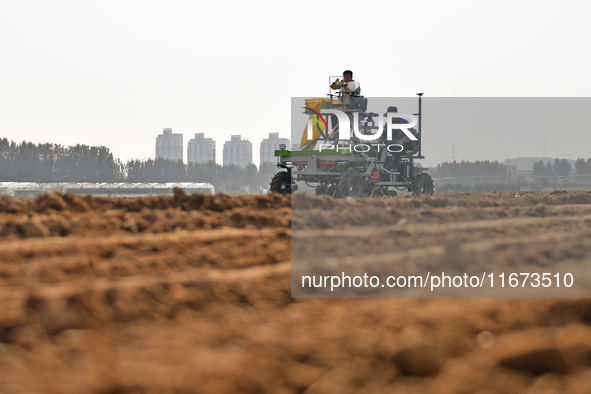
[330,70,361,97]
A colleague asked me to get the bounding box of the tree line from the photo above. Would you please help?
[433,158,591,179]
[575,158,591,175]
[0,139,278,192]
[532,159,572,177]
[431,160,509,178]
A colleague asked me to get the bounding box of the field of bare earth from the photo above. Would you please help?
[1,190,591,393]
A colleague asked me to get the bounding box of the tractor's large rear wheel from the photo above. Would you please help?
[270,171,292,195]
[412,173,434,196]
[339,170,365,198]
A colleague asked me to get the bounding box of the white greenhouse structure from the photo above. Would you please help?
[0,182,215,198]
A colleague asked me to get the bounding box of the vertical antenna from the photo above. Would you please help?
[416,93,423,157]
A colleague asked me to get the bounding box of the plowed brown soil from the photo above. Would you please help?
[1,190,591,393]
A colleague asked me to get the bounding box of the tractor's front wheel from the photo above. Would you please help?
[270,171,293,195]
[339,170,365,198]
[411,173,434,196]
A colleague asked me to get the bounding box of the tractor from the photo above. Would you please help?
[270,82,434,198]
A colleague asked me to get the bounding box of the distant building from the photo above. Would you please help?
[187,133,216,164]
[260,132,290,166]
[155,128,183,161]
[223,135,252,167]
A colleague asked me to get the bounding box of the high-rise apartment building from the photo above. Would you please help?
[187,133,216,164]
[155,128,183,161]
[223,135,252,167]
[260,132,290,166]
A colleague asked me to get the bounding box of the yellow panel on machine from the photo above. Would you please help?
[300,98,339,150]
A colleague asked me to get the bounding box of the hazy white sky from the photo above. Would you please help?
[1,0,590,167]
